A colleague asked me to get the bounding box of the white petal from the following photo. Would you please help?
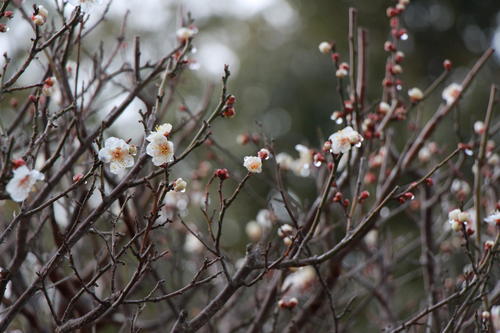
[98,147,112,163]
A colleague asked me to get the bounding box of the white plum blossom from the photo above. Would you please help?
[277,224,294,238]
[98,137,135,175]
[408,87,424,102]
[146,133,175,166]
[378,102,391,114]
[318,41,332,54]
[176,27,197,42]
[442,83,462,105]
[173,178,187,192]
[155,123,173,137]
[448,208,471,232]
[335,68,348,78]
[328,126,363,155]
[6,166,44,202]
[243,156,262,173]
[484,211,500,226]
[32,5,48,25]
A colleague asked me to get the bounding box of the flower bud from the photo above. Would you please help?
[408,87,424,102]
[443,59,452,71]
[215,168,229,180]
[173,178,187,192]
[257,148,270,160]
[358,190,370,203]
[11,158,26,169]
[318,41,332,54]
[72,173,84,183]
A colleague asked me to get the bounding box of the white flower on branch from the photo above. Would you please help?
[243,156,262,173]
[442,83,462,105]
[408,87,423,102]
[328,126,363,155]
[484,211,500,226]
[6,166,44,202]
[318,41,332,54]
[176,26,197,42]
[98,137,135,175]
[173,178,187,193]
[146,133,175,166]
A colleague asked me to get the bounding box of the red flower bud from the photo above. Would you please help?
[73,173,84,182]
[333,192,343,202]
[4,11,14,19]
[215,168,229,180]
[226,95,236,105]
[358,190,370,202]
[11,158,26,169]
[222,106,236,118]
[386,7,398,18]
[425,178,433,186]
[443,59,452,71]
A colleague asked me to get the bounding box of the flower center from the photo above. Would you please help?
[340,137,350,145]
[111,148,125,161]
[250,162,260,169]
[159,143,171,155]
[18,175,30,187]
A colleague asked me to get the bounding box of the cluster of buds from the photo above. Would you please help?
[332,191,349,208]
[31,5,48,26]
[397,191,414,204]
[277,224,294,246]
[448,209,473,234]
[278,297,298,309]
[442,83,462,105]
[222,95,236,118]
[361,113,382,139]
